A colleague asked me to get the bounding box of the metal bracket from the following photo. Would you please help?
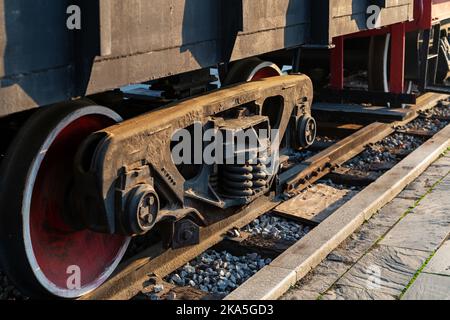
[172,219,200,249]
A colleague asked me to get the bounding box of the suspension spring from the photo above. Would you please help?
[220,158,271,198]
[209,165,219,192]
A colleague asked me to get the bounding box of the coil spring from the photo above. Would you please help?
[220,159,270,198]
[209,166,219,191]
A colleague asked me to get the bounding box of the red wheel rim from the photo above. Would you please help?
[223,59,282,86]
[23,107,129,298]
[250,66,283,81]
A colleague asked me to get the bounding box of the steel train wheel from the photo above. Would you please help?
[223,58,283,85]
[0,101,130,298]
[222,58,285,132]
[368,34,413,94]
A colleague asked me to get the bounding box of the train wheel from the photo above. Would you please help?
[223,58,283,85]
[0,101,130,298]
[368,34,413,94]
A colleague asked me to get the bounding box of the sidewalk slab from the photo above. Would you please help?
[336,245,430,296]
[380,174,450,252]
[282,156,450,300]
[282,197,416,300]
[283,289,320,301]
[424,240,450,277]
[367,197,415,228]
[322,284,396,300]
[402,273,450,300]
[397,155,450,200]
[282,259,350,300]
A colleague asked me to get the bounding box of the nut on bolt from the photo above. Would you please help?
[172,219,200,249]
[297,116,317,148]
[125,184,160,235]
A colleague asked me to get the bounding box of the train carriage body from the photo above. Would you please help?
[0,0,421,116]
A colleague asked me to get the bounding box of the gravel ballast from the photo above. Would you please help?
[244,214,310,243]
[166,250,271,295]
[166,214,309,296]
[344,132,425,171]
[399,116,449,134]
[423,102,450,118]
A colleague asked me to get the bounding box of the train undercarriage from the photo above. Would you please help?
[1,0,450,299]
[0,63,317,298]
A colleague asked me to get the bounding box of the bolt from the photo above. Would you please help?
[139,206,149,216]
[182,229,194,241]
[125,185,160,235]
[147,213,155,224]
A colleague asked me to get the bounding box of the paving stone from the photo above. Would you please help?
[337,245,430,297]
[281,233,376,300]
[423,240,450,277]
[421,156,450,176]
[282,289,320,301]
[410,170,450,189]
[360,218,397,242]
[380,212,450,252]
[397,178,434,200]
[396,190,426,201]
[402,273,450,300]
[330,241,370,265]
[380,177,450,252]
[322,284,396,300]
[396,191,421,201]
[283,198,415,299]
[284,259,350,297]
[397,159,449,200]
[368,197,413,228]
[435,174,450,192]
[433,153,450,166]
[402,176,437,193]
[329,198,414,264]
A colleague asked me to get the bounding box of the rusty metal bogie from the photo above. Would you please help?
[74,75,314,237]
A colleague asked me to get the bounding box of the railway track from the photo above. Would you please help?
[75,92,450,301]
